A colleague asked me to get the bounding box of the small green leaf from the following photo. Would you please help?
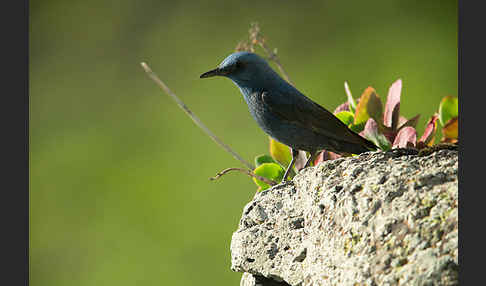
[335,111,355,126]
[354,87,383,129]
[253,163,285,191]
[269,137,292,168]
[438,96,458,126]
[255,154,277,167]
[344,81,357,113]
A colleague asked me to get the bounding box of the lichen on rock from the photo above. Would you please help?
[231,149,458,286]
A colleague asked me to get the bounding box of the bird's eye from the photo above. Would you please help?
[235,61,242,69]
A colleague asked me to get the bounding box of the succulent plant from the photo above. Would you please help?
[252,79,458,191]
[313,79,458,166]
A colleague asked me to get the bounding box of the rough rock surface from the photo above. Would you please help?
[231,148,458,286]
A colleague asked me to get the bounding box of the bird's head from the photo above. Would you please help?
[200,52,279,87]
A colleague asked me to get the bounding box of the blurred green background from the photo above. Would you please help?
[30,0,457,285]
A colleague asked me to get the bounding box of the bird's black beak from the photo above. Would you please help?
[200,68,221,79]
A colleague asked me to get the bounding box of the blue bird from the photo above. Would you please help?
[200,51,377,181]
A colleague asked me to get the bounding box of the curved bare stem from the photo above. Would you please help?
[140,62,254,170]
[258,43,293,86]
[209,167,278,186]
[248,22,294,86]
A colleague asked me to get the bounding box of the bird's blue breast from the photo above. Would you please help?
[237,86,278,134]
[237,86,300,146]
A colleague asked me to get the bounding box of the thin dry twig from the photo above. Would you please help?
[140,62,254,170]
[142,24,297,186]
[236,22,294,85]
[209,167,277,186]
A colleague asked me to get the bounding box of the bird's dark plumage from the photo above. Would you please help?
[201,52,377,180]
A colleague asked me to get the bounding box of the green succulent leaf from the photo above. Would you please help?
[438,96,458,126]
[344,81,357,114]
[354,87,383,131]
[335,111,355,126]
[254,154,277,167]
[253,163,285,191]
[269,137,292,168]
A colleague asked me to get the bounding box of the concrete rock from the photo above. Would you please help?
[231,149,458,286]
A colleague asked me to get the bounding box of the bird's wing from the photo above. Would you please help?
[261,90,367,146]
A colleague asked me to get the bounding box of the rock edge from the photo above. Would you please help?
[231,149,458,286]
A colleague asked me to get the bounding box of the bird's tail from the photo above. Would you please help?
[336,134,378,155]
[361,136,378,151]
